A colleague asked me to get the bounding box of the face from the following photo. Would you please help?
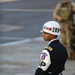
[42,32,53,41]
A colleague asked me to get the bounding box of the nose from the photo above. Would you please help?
[42,32,45,36]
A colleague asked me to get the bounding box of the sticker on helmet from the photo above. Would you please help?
[52,27,61,33]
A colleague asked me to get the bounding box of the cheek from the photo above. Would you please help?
[42,34,46,38]
[42,34,50,41]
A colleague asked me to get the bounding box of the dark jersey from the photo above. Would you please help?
[34,39,68,75]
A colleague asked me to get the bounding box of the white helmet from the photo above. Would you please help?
[40,21,61,35]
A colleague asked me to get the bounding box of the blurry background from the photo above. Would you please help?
[0,0,59,44]
[0,0,75,75]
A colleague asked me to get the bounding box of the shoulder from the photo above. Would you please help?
[71,2,75,5]
[44,46,53,51]
[56,2,62,7]
[68,2,75,7]
[71,2,75,7]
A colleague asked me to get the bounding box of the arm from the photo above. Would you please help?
[53,3,63,21]
[34,50,51,75]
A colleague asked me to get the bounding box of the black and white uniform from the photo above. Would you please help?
[35,39,68,75]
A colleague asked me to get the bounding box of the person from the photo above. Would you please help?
[70,21,75,59]
[53,0,75,59]
[34,21,68,75]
